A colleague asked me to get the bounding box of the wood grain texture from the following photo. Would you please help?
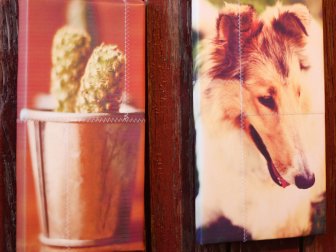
[0,0,17,251]
[147,0,194,251]
[0,0,334,251]
[147,0,335,251]
[230,238,300,252]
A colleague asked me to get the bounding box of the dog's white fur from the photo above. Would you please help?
[194,3,325,240]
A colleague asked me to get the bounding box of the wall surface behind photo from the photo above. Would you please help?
[0,0,335,251]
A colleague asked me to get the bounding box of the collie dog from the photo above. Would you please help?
[194,3,325,242]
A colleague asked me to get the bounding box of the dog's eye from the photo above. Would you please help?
[299,62,310,71]
[258,96,276,110]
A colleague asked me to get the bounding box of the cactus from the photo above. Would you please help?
[67,0,88,31]
[75,44,125,113]
[51,26,91,112]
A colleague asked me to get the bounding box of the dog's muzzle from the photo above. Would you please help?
[249,125,316,189]
[295,172,315,189]
[249,125,290,188]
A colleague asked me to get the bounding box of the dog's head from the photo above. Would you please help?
[209,3,316,189]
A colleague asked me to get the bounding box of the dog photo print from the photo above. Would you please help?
[193,0,325,244]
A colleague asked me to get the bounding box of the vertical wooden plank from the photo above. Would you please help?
[230,239,300,252]
[302,0,336,250]
[0,0,333,251]
[147,0,197,251]
[0,0,17,251]
[196,243,231,252]
[178,1,196,250]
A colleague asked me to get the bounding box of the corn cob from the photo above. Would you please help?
[51,26,91,112]
[75,44,125,113]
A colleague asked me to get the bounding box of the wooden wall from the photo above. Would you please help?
[147,0,336,251]
[0,0,17,251]
[0,0,335,251]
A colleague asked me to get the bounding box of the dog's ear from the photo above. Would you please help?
[210,4,258,79]
[273,4,311,38]
[216,4,256,42]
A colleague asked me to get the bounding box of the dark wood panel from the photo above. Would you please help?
[0,0,334,251]
[230,239,300,252]
[147,0,335,251]
[196,243,230,252]
[147,0,194,251]
[0,0,17,251]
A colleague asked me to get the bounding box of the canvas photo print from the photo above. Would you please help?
[193,0,326,244]
[17,0,145,250]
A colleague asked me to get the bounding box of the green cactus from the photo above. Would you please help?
[75,44,125,113]
[51,26,91,112]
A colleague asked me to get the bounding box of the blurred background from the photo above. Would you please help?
[18,0,145,113]
[208,0,322,21]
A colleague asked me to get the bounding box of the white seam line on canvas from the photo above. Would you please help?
[24,0,28,117]
[16,112,325,124]
[65,127,70,250]
[20,118,146,123]
[238,1,247,243]
[124,0,129,121]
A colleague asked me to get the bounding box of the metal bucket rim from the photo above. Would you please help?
[39,234,124,248]
[20,108,145,123]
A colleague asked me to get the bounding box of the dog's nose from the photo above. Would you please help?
[295,173,315,189]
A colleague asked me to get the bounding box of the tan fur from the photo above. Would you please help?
[195,2,325,240]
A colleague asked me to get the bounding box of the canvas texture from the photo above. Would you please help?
[17,0,145,250]
[193,0,326,244]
